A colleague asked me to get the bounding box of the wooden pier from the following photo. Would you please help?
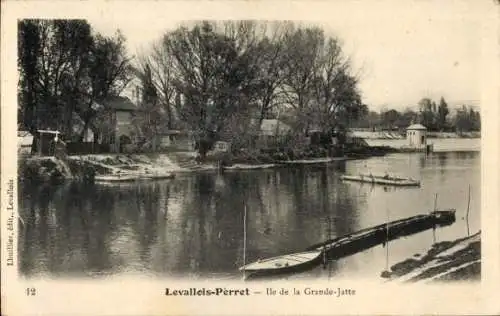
[340,174,421,187]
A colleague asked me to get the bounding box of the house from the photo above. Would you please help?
[70,96,137,153]
[406,123,427,149]
[212,141,231,153]
[18,131,33,155]
[153,129,196,152]
[90,96,138,152]
[254,119,292,149]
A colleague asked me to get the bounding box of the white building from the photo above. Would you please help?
[406,124,427,149]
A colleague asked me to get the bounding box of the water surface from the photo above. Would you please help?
[19,141,480,280]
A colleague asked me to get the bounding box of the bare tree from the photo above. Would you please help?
[252,22,294,126]
[164,21,261,157]
[281,26,325,134]
[18,19,94,135]
[18,19,133,145]
[79,30,133,142]
[135,35,178,130]
[310,37,362,133]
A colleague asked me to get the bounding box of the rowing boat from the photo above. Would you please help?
[340,174,420,187]
[94,174,151,182]
[239,250,323,276]
[240,210,455,279]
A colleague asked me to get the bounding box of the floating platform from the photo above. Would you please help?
[94,173,175,183]
[340,174,421,187]
[223,164,277,171]
[241,210,456,279]
[278,157,348,165]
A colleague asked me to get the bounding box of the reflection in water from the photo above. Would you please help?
[19,152,480,280]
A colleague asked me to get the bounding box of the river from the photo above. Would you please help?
[18,139,481,280]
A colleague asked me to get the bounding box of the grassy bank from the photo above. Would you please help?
[385,232,481,283]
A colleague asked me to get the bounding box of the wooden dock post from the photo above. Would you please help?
[380,208,391,278]
[433,193,438,243]
[242,204,247,279]
[385,208,390,271]
[466,185,471,236]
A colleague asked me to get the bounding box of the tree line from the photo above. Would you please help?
[18,20,368,155]
[354,97,480,133]
[133,21,367,155]
[18,19,480,157]
[18,19,132,142]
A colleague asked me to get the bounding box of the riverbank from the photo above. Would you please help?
[367,137,481,152]
[18,153,348,183]
[20,147,384,183]
[385,232,481,283]
[17,137,478,183]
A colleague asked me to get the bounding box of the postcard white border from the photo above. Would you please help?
[2,1,499,315]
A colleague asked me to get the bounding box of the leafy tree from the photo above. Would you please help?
[437,97,449,131]
[455,105,470,133]
[399,108,418,129]
[470,108,481,131]
[380,109,401,130]
[18,19,42,133]
[18,19,93,136]
[17,19,133,145]
[418,98,437,130]
[455,105,481,133]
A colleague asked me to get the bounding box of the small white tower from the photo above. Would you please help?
[406,123,427,149]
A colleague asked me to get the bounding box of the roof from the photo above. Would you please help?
[17,131,32,137]
[37,130,61,134]
[96,96,137,111]
[406,124,427,130]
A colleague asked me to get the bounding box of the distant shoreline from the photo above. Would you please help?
[18,138,480,184]
[351,130,480,140]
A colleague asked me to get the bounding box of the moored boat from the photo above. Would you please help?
[94,172,175,183]
[240,209,455,279]
[148,172,176,180]
[340,173,420,187]
[94,174,151,182]
[239,250,323,276]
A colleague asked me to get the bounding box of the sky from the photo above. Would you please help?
[82,1,491,111]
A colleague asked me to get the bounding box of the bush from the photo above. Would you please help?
[19,158,67,184]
